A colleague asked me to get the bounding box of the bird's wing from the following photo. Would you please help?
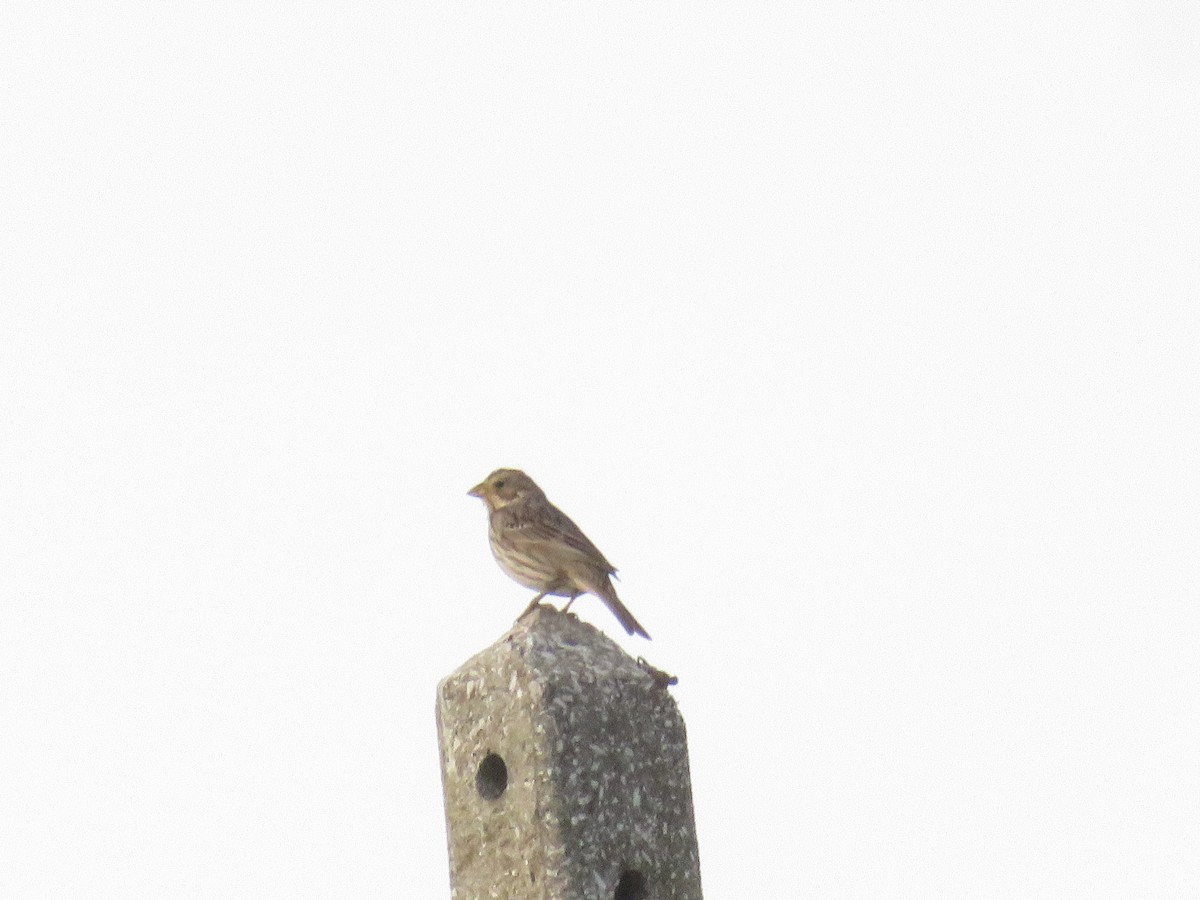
[497,502,617,573]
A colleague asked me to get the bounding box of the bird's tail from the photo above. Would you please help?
[596,579,651,640]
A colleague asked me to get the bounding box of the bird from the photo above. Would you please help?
[468,468,650,639]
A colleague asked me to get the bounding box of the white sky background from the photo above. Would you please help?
[2,2,1197,897]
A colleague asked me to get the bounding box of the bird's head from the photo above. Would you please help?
[468,468,543,511]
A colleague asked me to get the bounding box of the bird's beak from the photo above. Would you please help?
[467,481,487,498]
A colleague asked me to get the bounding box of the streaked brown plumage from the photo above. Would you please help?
[468,468,650,639]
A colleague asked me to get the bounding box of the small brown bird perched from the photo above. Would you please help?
[468,468,650,639]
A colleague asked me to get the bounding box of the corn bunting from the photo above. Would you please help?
[468,468,650,639]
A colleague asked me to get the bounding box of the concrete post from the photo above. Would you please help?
[436,605,703,900]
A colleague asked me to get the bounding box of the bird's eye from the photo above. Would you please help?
[494,479,506,489]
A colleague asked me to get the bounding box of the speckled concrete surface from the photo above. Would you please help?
[436,605,703,900]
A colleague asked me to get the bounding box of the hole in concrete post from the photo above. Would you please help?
[475,752,508,800]
[614,869,647,900]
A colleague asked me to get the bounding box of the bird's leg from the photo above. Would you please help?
[518,593,547,620]
[562,592,580,613]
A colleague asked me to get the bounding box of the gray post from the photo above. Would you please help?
[436,605,703,900]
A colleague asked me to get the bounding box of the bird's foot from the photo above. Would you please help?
[517,594,547,622]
